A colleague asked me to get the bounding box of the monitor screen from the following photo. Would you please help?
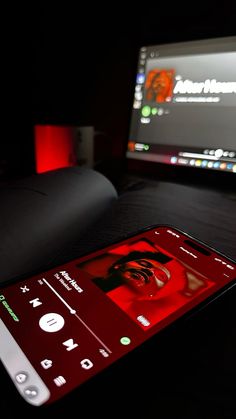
[127,37,236,175]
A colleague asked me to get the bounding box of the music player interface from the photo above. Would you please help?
[128,39,236,173]
[0,227,235,406]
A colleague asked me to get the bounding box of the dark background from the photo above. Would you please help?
[2,3,236,180]
[1,6,236,417]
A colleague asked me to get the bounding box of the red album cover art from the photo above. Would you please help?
[145,69,175,103]
[78,239,214,330]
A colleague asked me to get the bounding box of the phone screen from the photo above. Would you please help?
[0,226,235,406]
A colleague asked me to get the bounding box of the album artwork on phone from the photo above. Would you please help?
[77,238,215,330]
[0,226,235,407]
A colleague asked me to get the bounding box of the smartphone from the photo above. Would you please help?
[0,225,235,408]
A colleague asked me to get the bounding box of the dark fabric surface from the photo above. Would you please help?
[0,167,118,283]
[54,179,236,264]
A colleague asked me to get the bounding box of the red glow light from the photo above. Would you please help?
[34,125,77,173]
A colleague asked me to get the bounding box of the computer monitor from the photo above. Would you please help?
[127,36,236,177]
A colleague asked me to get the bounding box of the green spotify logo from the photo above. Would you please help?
[141,106,151,117]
